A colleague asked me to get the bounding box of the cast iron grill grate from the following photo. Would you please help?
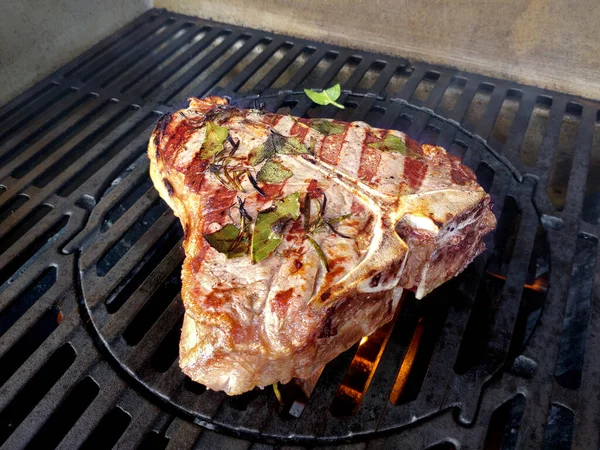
[0,8,599,449]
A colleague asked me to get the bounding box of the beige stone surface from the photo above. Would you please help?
[157,0,600,100]
[0,0,149,107]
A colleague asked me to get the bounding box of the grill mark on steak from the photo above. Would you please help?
[317,122,351,165]
[403,158,428,190]
[359,128,386,183]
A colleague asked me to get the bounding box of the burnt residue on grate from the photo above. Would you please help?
[0,7,600,450]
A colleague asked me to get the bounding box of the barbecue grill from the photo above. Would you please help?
[1,8,599,449]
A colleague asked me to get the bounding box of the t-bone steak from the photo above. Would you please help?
[147,96,496,395]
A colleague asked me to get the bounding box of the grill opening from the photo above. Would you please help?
[542,403,575,450]
[25,376,100,450]
[0,343,76,446]
[519,95,553,167]
[80,406,132,450]
[463,82,495,129]
[546,102,583,211]
[484,394,526,450]
[0,266,57,339]
[138,430,170,450]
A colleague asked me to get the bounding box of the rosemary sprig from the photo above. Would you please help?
[302,191,352,272]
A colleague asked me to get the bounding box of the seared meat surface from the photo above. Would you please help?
[148,96,495,395]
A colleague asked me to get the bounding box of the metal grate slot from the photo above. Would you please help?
[0,213,67,287]
[392,112,413,134]
[0,343,76,446]
[506,223,549,363]
[0,193,29,225]
[490,89,523,147]
[542,403,574,450]
[438,76,467,113]
[123,265,182,346]
[519,96,553,167]
[384,65,412,96]
[546,102,583,211]
[0,266,56,338]
[454,196,521,374]
[420,124,440,146]
[393,292,450,405]
[0,305,62,387]
[448,140,468,160]
[554,233,597,389]
[353,60,384,90]
[411,71,441,104]
[582,112,600,224]
[138,430,170,450]
[463,82,495,130]
[80,406,132,450]
[483,394,525,450]
[476,162,496,192]
[150,315,184,372]
[101,177,154,233]
[184,377,206,396]
[96,198,168,277]
[24,376,100,450]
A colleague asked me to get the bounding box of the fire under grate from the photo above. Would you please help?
[1,8,600,449]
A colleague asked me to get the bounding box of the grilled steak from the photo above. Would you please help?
[148,96,496,395]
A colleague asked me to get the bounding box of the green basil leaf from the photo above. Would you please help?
[204,223,249,258]
[324,84,341,101]
[368,133,407,155]
[200,122,229,159]
[251,192,301,263]
[256,159,293,183]
[303,83,345,109]
[277,135,309,155]
[303,89,330,106]
[249,133,308,166]
[248,142,273,166]
[309,119,345,136]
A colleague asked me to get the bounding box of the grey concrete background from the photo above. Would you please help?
[1,0,599,106]
[0,0,149,107]
[157,0,600,101]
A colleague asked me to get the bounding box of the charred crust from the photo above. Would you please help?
[369,273,381,287]
[318,307,338,338]
[320,290,332,302]
[154,112,173,148]
[163,178,175,197]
